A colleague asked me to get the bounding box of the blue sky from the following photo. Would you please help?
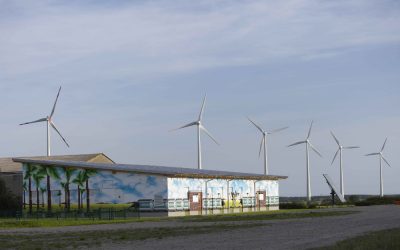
[0,0,399,196]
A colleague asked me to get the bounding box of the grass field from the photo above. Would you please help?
[314,227,400,250]
[0,223,263,249]
[22,203,132,212]
[0,209,355,229]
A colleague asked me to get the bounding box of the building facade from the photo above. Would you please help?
[14,158,287,216]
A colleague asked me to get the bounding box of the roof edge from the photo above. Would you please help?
[12,158,288,181]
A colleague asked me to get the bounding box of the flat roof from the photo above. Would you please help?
[13,158,288,181]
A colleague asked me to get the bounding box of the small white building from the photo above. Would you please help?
[14,158,287,216]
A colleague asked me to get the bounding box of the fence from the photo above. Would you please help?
[0,207,140,220]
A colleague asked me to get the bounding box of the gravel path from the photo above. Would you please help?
[2,205,399,249]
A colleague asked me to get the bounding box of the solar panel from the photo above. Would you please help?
[322,174,346,202]
[13,158,287,180]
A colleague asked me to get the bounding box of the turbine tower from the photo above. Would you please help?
[330,131,359,197]
[20,86,70,156]
[247,117,288,175]
[172,95,219,170]
[288,121,322,202]
[365,138,391,197]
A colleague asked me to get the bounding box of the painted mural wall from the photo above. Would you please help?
[168,178,279,201]
[22,164,168,206]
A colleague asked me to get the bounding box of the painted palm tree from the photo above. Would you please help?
[32,168,46,211]
[23,164,37,213]
[40,166,60,212]
[72,171,85,211]
[60,167,76,210]
[22,181,27,210]
[39,187,46,208]
[81,169,97,212]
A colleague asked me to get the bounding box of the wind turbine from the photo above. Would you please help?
[247,117,288,175]
[20,86,70,156]
[365,138,391,197]
[287,121,322,202]
[330,131,359,197]
[171,95,219,170]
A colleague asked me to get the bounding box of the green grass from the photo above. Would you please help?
[313,228,400,250]
[181,210,355,222]
[22,203,132,212]
[0,223,263,249]
[0,209,356,229]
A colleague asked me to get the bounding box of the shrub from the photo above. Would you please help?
[0,177,20,211]
[279,201,318,209]
[354,196,400,206]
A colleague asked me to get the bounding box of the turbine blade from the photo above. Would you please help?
[308,141,322,157]
[330,131,340,146]
[200,125,219,145]
[307,121,313,139]
[343,146,360,149]
[365,153,379,156]
[287,141,306,147]
[381,138,388,152]
[331,148,339,165]
[170,121,197,132]
[269,126,289,134]
[198,95,206,121]
[258,136,265,158]
[50,86,62,118]
[50,121,70,147]
[19,117,47,126]
[247,117,264,133]
[381,155,391,167]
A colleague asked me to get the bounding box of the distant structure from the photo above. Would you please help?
[247,117,288,175]
[171,95,219,170]
[330,131,359,197]
[20,86,69,156]
[288,121,322,202]
[365,138,392,197]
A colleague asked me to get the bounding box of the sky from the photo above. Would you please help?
[0,0,399,197]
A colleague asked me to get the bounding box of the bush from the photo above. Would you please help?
[280,201,318,209]
[354,196,400,206]
[0,177,20,211]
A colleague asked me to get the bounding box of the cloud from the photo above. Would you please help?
[0,0,399,82]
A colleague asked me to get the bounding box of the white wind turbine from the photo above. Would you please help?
[365,138,391,197]
[247,117,288,175]
[20,86,70,156]
[330,131,359,197]
[172,96,219,170]
[288,121,322,202]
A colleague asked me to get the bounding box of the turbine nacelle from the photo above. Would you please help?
[330,131,359,165]
[171,95,219,169]
[19,86,70,151]
[365,138,391,168]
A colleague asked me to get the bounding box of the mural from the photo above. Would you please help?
[22,163,167,212]
[168,178,279,201]
[22,162,280,213]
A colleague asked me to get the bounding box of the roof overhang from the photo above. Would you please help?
[13,158,288,181]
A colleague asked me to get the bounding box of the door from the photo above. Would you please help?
[256,190,266,207]
[188,191,203,211]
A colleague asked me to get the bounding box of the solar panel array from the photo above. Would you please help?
[13,158,287,180]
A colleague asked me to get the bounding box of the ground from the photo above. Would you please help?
[0,205,399,249]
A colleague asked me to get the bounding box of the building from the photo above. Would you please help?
[0,153,114,204]
[13,158,287,216]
